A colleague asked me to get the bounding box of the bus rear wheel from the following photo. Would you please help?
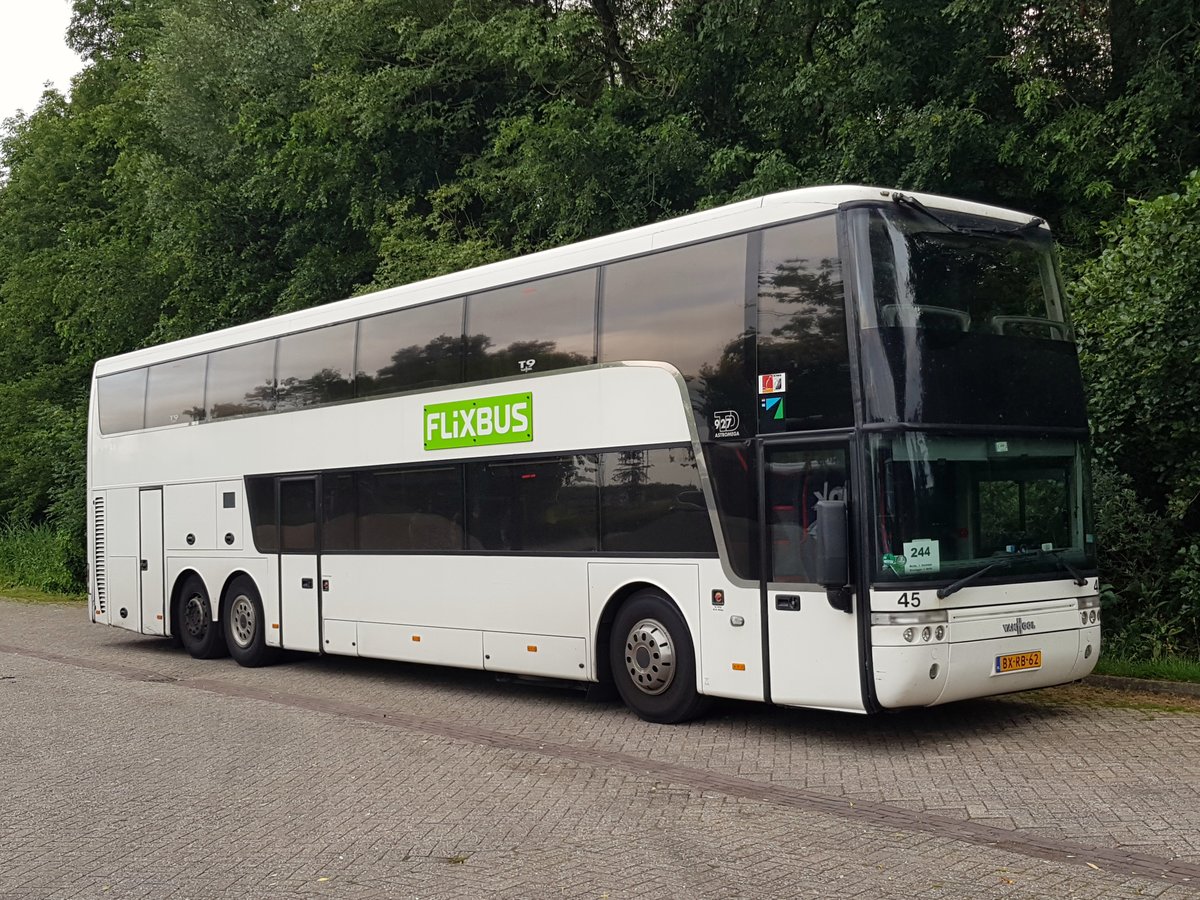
[177,575,228,660]
[610,590,709,724]
[221,576,278,668]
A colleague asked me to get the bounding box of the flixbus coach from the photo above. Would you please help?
[87,185,1100,723]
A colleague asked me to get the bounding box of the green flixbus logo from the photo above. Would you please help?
[423,392,533,451]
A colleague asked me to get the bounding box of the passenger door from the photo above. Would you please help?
[278,476,322,652]
[761,439,864,710]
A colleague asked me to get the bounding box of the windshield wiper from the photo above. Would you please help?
[891,193,1045,237]
[1036,547,1089,586]
[936,557,1016,599]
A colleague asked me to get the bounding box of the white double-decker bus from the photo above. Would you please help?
[87,185,1101,723]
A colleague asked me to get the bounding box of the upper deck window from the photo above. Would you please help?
[465,270,597,381]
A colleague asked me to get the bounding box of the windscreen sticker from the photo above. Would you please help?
[760,395,784,420]
[759,373,786,394]
[882,553,907,575]
[902,539,940,575]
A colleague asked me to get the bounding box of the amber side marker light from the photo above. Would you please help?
[732,663,746,671]
[527,645,538,653]
[412,635,421,642]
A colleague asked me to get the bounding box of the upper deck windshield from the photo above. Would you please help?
[860,203,1067,338]
[870,433,1097,585]
[851,203,1088,429]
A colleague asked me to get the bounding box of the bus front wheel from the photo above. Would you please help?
[610,590,709,724]
[221,576,278,668]
[177,575,228,660]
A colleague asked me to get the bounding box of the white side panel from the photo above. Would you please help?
[693,565,763,702]
[322,619,359,656]
[319,555,591,638]
[261,554,281,647]
[215,480,243,550]
[587,563,702,691]
[108,556,141,632]
[138,489,165,635]
[483,632,586,679]
[357,622,484,669]
[164,482,216,550]
[768,587,864,711]
[105,488,141,632]
[279,555,320,652]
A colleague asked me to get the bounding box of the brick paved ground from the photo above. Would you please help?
[2,598,1199,899]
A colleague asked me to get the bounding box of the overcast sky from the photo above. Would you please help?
[0,1,85,127]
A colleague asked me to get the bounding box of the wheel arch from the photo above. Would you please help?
[169,568,207,635]
[594,579,694,686]
[218,570,258,609]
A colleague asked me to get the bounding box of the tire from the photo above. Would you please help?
[176,575,228,660]
[221,575,278,668]
[609,589,710,724]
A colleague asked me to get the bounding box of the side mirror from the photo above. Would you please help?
[816,500,853,613]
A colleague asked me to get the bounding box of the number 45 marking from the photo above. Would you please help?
[896,591,921,608]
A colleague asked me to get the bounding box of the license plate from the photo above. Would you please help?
[994,650,1042,674]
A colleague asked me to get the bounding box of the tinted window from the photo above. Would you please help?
[358,466,463,551]
[207,340,276,420]
[245,476,277,552]
[145,356,207,428]
[356,299,464,397]
[757,217,851,431]
[279,478,317,553]
[322,472,357,551]
[602,236,749,438]
[465,270,596,381]
[276,323,355,411]
[703,442,759,579]
[467,455,598,552]
[97,368,147,434]
[600,447,715,553]
[764,446,848,583]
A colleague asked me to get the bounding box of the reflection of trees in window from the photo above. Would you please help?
[600,448,715,553]
[756,218,851,430]
[357,333,471,397]
[608,450,649,488]
[211,380,277,419]
[759,256,843,347]
[464,336,591,381]
[276,368,353,410]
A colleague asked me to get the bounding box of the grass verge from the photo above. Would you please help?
[1094,655,1200,684]
[0,521,82,596]
[0,583,86,604]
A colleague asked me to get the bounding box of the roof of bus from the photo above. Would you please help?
[92,184,1046,377]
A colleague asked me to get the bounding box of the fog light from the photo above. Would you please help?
[921,626,932,642]
[929,663,940,679]
[935,625,945,641]
[903,627,915,643]
[1081,611,1088,625]
[1084,644,1093,659]
[1089,610,1096,624]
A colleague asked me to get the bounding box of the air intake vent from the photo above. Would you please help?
[93,496,106,616]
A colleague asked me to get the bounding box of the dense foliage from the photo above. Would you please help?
[1,0,1198,653]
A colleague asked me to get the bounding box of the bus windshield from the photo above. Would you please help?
[869,433,1096,584]
[862,204,1068,340]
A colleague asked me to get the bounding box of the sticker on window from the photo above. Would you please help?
[902,539,940,575]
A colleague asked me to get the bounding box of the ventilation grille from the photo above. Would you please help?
[93,496,106,616]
